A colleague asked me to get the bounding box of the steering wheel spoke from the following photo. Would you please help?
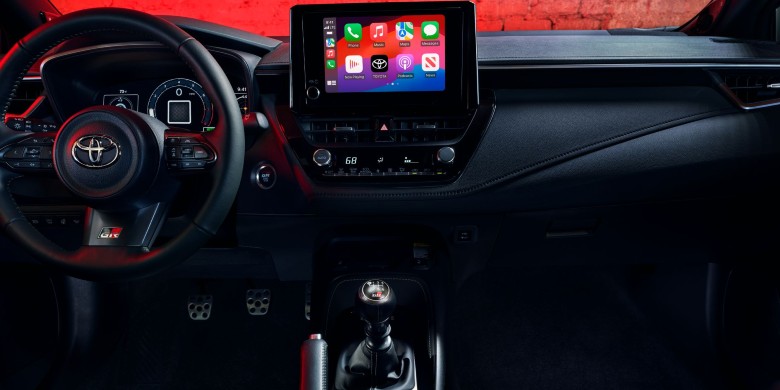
[84,203,169,248]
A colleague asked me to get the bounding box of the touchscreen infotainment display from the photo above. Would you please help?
[290,2,477,113]
[322,15,446,93]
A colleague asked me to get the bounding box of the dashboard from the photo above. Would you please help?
[0,2,778,273]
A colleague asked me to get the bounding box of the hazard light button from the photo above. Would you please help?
[374,118,395,142]
[374,118,394,131]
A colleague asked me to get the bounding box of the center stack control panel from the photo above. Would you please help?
[287,2,489,183]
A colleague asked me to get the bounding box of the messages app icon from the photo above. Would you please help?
[421,21,439,39]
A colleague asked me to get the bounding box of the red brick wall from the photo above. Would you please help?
[55,0,710,37]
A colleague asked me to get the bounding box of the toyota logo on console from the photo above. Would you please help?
[71,135,121,168]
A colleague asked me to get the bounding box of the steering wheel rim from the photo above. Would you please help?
[0,8,244,280]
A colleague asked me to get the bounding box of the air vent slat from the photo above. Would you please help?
[8,80,45,115]
[717,70,780,107]
[300,116,467,145]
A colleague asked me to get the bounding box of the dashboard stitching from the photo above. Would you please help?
[311,107,735,199]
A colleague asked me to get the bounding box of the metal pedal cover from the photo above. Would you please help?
[246,289,270,316]
[187,295,213,321]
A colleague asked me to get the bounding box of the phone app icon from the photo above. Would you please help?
[325,38,335,47]
[421,53,439,71]
[396,22,414,41]
[326,60,336,69]
[396,54,414,72]
[344,23,362,41]
[326,49,335,58]
[421,21,439,39]
[370,55,388,72]
[370,23,387,41]
[345,55,363,73]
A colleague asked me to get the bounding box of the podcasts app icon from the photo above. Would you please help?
[396,54,414,72]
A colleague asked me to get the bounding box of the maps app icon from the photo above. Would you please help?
[396,22,413,40]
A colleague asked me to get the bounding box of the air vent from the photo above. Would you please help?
[301,116,468,145]
[714,71,780,107]
[8,79,45,115]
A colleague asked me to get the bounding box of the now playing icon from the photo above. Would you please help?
[345,55,363,73]
[421,53,439,72]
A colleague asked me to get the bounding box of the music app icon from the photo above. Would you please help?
[370,23,387,41]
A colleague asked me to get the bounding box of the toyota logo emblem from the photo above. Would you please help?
[71,135,121,168]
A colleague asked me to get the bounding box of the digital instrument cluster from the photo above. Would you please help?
[100,78,248,132]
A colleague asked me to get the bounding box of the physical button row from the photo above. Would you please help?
[3,145,53,160]
[165,145,210,160]
[322,170,446,177]
[5,118,58,132]
[28,215,83,227]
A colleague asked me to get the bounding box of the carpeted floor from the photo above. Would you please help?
[450,267,723,390]
[78,279,308,390]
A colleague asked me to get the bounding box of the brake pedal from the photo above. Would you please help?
[246,289,271,316]
[188,295,213,321]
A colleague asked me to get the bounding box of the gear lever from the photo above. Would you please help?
[335,279,416,390]
[355,279,398,355]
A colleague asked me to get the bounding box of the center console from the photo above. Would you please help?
[302,224,447,390]
[286,1,490,183]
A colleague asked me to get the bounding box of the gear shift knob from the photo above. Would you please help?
[356,279,396,325]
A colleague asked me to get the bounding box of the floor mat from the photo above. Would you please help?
[79,279,308,390]
[450,267,716,390]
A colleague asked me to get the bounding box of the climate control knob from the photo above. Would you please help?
[312,148,332,167]
[436,147,455,164]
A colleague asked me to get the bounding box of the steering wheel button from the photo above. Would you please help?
[24,146,41,157]
[4,146,27,159]
[181,161,206,169]
[40,147,52,160]
[181,146,194,157]
[10,161,40,169]
[193,146,209,159]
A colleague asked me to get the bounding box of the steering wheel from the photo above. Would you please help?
[0,8,244,280]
